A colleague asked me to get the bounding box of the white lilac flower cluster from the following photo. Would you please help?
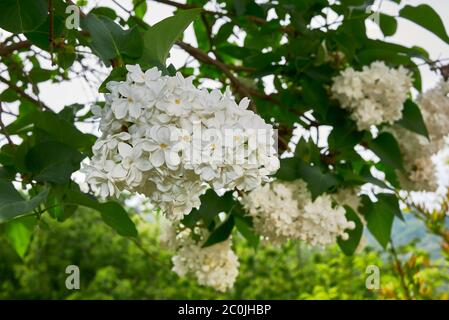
[389,80,449,191]
[160,221,239,292]
[331,61,412,131]
[389,126,438,191]
[418,80,449,148]
[241,179,355,246]
[84,65,279,220]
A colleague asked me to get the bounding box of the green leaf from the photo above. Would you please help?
[214,23,234,45]
[182,190,234,228]
[368,132,404,171]
[99,66,127,93]
[377,193,404,221]
[4,215,37,259]
[33,111,95,152]
[57,48,77,70]
[328,125,363,152]
[275,158,300,181]
[297,161,338,199]
[0,181,49,223]
[0,88,19,102]
[7,110,94,152]
[203,215,235,247]
[397,99,429,139]
[337,206,363,256]
[300,78,329,119]
[25,141,85,184]
[141,8,201,66]
[46,193,77,222]
[379,14,397,37]
[400,4,449,43]
[133,0,147,19]
[82,13,143,63]
[234,215,259,248]
[64,190,137,237]
[0,0,47,33]
[4,101,36,135]
[294,138,322,163]
[25,14,65,50]
[90,6,117,20]
[361,195,395,249]
[99,202,138,238]
[193,18,210,52]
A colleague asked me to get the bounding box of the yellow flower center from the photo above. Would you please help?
[175,98,181,105]
[160,143,168,149]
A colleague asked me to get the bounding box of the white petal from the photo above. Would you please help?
[145,67,161,81]
[118,142,133,158]
[158,126,171,143]
[111,164,127,179]
[140,141,159,152]
[165,150,180,167]
[112,100,128,119]
[129,103,141,118]
[150,149,165,167]
[135,159,152,171]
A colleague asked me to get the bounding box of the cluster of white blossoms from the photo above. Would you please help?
[83,65,279,220]
[331,61,412,131]
[389,126,438,191]
[160,221,239,292]
[241,179,355,246]
[417,80,449,150]
[389,80,449,191]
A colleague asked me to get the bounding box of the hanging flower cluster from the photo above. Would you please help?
[389,126,438,191]
[160,221,239,292]
[417,80,449,151]
[331,61,412,131]
[83,65,279,220]
[241,179,355,246]
[389,80,449,191]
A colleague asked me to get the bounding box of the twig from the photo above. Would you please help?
[0,40,32,56]
[149,0,295,34]
[176,41,258,112]
[48,0,55,65]
[389,239,412,299]
[111,0,132,15]
[0,75,50,110]
[0,102,14,146]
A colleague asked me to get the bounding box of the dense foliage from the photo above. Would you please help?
[0,0,449,296]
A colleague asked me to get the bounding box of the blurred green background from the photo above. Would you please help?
[1,207,448,300]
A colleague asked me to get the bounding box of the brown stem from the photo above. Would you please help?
[0,102,14,146]
[48,0,55,65]
[149,0,294,34]
[0,75,50,110]
[0,40,32,56]
[176,41,258,111]
[389,240,412,299]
